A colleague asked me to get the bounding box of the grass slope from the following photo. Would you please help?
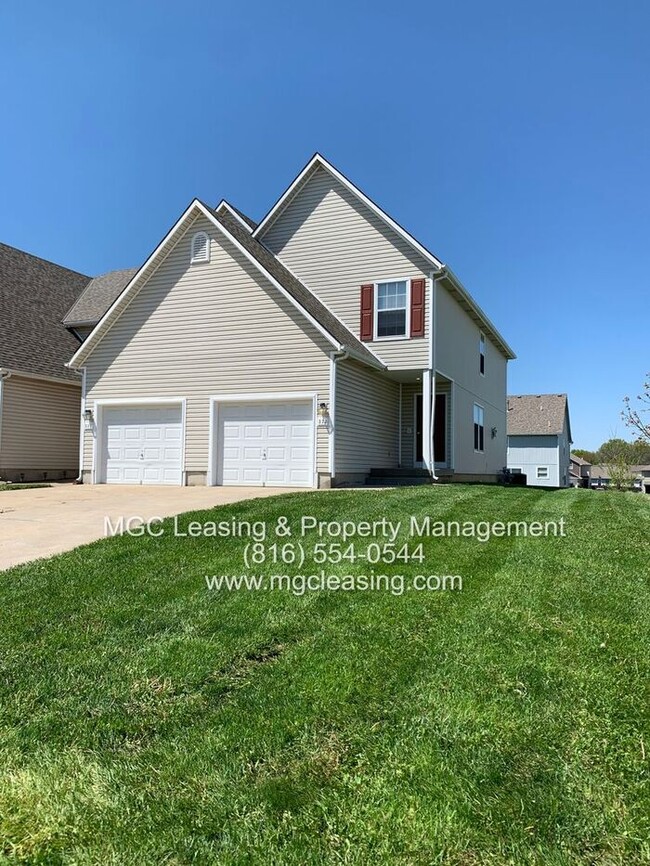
[0,486,649,865]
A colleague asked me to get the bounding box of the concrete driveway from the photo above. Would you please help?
[0,484,302,571]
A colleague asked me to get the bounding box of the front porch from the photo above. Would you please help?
[398,376,452,472]
[361,370,452,486]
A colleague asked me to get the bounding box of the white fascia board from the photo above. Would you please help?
[68,200,203,369]
[67,198,346,370]
[0,368,81,387]
[215,200,254,232]
[440,266,517,361]
[195,202,342,352]
[253,153,445,272]
[254,154,515,362]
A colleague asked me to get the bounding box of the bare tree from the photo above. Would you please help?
[622,373,650,443]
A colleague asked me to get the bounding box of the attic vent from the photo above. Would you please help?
[191,231,209,264]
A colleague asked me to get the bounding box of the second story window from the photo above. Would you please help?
[479,331,486,375]
[191,231,209,264]
[376,280,408,338]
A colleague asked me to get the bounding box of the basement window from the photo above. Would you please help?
[537,466,549,479]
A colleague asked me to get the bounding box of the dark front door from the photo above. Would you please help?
[415,393,447,464]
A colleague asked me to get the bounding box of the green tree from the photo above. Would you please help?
[600,439,635,490]
[572,448,597,463]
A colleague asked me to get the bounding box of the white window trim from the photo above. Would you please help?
[373,278,411,342]
[190,231,210,264]
[473,402,485,453]
[479,330,486,377]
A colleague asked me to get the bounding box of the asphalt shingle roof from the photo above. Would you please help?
[0,243,90,382]
[63,268,138,326]
[227,204,258,230]
[507,394,568,436]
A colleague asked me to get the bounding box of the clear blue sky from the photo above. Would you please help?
[1,1,648,450]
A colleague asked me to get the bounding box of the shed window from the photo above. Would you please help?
[191,231,209,264]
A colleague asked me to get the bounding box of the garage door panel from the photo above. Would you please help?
[102,404,183,486]
[217,400,314,488]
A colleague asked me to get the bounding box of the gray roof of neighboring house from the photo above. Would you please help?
[570,454,591,466]
[0,242,90,382]
[590,464,650,480]
[212,203,383,368]
[589,465,611,480]
[507,394,569,436]
[63,267,138,327]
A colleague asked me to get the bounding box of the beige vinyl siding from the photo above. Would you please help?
[400,382,419,468]
[334,359,399,475]
[436,282,507,475]
[82,214,332,480]
[260,165,431,370]
[0,375,80,478]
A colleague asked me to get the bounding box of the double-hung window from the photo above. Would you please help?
[376,280,408,338]
[473,403,485,452]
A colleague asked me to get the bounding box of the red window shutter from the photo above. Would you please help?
[360,284,374,341]
[410,278,425,337]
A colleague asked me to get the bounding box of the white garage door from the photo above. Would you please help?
[217,400,314,487]
[102,405,183,485]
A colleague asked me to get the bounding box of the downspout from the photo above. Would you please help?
[428,271,442,480]
[329,349,349,484]
[76,367,86,483]
[0,368,11,470]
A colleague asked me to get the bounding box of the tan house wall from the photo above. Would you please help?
[260,165,432,370]
[0,374,80,482]
[334,358,399,482]
[80,214,334,485]
[435,283,507,477]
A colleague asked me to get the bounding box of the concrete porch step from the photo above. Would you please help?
[365,474,434,487]
[367,467,431,478]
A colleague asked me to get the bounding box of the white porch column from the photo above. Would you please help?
[422,369,432,473]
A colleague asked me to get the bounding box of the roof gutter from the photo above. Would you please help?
[436,266,516,361]
[342,345,386,372]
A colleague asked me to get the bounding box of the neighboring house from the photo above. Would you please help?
[590,464,650,489]
[67,153,515,488]
[569,453,591,488]
[0,243,91,482]
[507,394,572,487]
[63,269,138,343]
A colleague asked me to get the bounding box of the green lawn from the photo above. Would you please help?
[1,486,649,865]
